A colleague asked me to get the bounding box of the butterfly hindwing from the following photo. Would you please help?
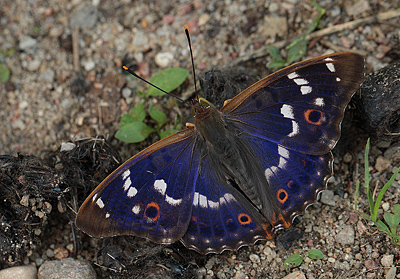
[76,128,199,244]
[181,150,273,254]
[222,52,365,155]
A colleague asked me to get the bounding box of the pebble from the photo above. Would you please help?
[19,36,38,51]
[364,259,379,270]
[27,59,41,72]
[70,5,98,29]
[39,69,55,83]
[249,254,260,263]
[38,258,96,279]
[381,254,394,267]
[154,52,174,68]
[0,265,37,279]
[335,225,355,245]
[234,270,246,279]
[386,267,397,279]
[375,156,391,172]
[258,15,288,38]
[320,190,336,206]
[282,271,306,279]
[82,60,95,71]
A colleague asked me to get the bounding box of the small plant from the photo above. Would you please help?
[116,67,188,143]
[284,249,324,269]
[0,64,10,83]
[355,138,400,245]
[268,1,326,69]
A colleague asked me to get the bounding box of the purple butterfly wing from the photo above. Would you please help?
[218,52,364,228]
[222,52,365,155]
[181,151,273,254]
[76,128,199,244]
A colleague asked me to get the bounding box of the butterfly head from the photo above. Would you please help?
[191,98,215,117]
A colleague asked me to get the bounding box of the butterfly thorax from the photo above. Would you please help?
[193,103,281,223]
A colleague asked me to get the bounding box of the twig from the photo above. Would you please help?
[230,9,400,66]
[72,25,80,72]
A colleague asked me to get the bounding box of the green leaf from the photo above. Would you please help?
[268,45,282,60]
[375,219,391,235]
[384,212,400,233]
[123,102,146,123]
[373,165,400,219]
[115,121,155,143]
[393,204,400,216]
[147,68,189,97]
[284,254,303,269]
[268,59,286,69]
[287,39,307,64]
[308,249,324,260]
[149,104,168,124]
[0,64,10,83]
[354,180,360,210]
[364,138,376,221]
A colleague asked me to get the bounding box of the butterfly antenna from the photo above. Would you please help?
[122,66,191,106]
[184,25,199,97]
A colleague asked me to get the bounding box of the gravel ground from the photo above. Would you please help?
[1,0,400,278]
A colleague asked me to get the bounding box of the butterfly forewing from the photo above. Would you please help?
[222,52,365,155]
[76,128,199,244]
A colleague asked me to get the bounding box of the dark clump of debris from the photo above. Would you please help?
[0,137,121,269]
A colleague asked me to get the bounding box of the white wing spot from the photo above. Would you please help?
[96,197,104,209]
[154,179,167,195]
[165,195,182,206]
[314,98,325,106]
[127,186,138,197]
[92,193,98,202]
[336,77,341,82]
[324,57,333,62]
[281,104,294,119]
[326,62,335,72]
[198,193,208,208]
[132,204,140,214]
[208,200,219,209]
[287,72,299,79]
[294,78,309,85]
[300,86,312,95]
[288,120,299,137]
[122,169,130,180]
[123,177,132,191]
[105,213,110,219]
[193,192,199,207]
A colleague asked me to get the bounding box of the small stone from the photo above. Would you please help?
[386,267,396,279]
[249,254,260,263]
[364,259,379,270]
[20,195,30,207]
[122,87,132,98]
[381,254,394,267]
[282,271,306,279]
[70,5,98,29]
[320,190,336,206]
[382,202,390,212]
[343,152,352,163]
[258,15,288,38]
[198,14,210,26]
[154,52,174,68]
[375,156,391,172]
[82,60,95,71]
[39,69,55,83]
[335,225,355,245]
[27,59,41,71]
[19,36,38,50]
[328,257,336,263]
[46,249,54,258]
[38,258,96,279]
[234,270,246,279]
[0,265,37,279]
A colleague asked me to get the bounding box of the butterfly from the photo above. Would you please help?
[75,52,365,254]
